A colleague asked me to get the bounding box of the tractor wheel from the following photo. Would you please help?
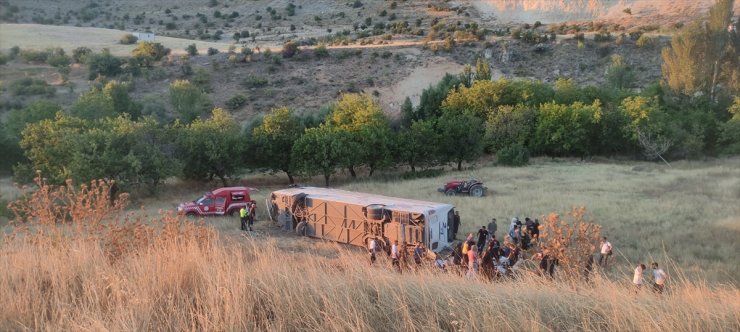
[185,212,198,218]
[470,185,484,197]
[296,221,307,236]
[445,189,457,196]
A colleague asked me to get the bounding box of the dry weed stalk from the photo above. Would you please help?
[538,207,601,277]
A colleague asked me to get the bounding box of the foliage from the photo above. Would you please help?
[496,144,529,166]
[18,114,177,188]
[119,33,138,44]
[314,44,329,58]
[241,75,268,88]
[436,110,485,170]
[224,94,247,111]
[718,100,740,154]
[132,42,169,67]
[186,44,199,56]
[18,49,49,63]
[71,82,140,120]
[5,101,62,138]
[176,108,244,186]
[396,119,439,172]
[538,207,601,276]
[484,104,537,153]
[250,107,304,183]
[443,79,554,119]
[9,78,55,97]
[605,55,634,90]
[474,57,491,82]
[635,34,654,48]
[282,41,299,58]
[416,73,460,121]
[169,80,212,123]
[292,126,351,187]
[533,101,603,157]
[86,49,123,80]
[400,97,413,128]
[207,47,219,56]
[661,0,739,99]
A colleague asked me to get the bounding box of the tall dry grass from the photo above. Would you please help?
[2,173,739,331]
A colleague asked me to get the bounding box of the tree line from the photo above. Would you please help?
[0,0,737,190]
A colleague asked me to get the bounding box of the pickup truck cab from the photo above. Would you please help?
[177,187,253,217]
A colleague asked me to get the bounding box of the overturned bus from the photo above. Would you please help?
[267,187,459,253]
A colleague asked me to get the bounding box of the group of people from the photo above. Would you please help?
[368,238,426,273]
[238,201,256,231]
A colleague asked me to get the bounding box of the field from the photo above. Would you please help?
[1,158,739,330]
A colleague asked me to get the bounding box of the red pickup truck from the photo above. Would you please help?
[177,187,253,217]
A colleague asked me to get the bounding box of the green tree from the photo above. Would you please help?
[605,55,635,90]
[325,93,391,177]
[6,101,62,138]
[436,110,485,170]
[70,88,117,120]
[396,119,439,172]
[661,0,738,99]
[86,49,122,80]
[533,101,603,157]
[186,44,199,56]
[417,74,460,120]
[251,107,304,184]
[484,104,537,153]
[292,126,351,187]
[400,96,414,128]
[474,57,492,81]
[176,108,244,186]
[719,97,740,154]
[132,42,169,67]
[169,80,212,122]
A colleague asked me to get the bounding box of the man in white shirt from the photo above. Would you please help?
[633,263,646,291]
[599,237,613,267]
[368,239,377,265]
[651,262,668,294]
[391,240,400,271]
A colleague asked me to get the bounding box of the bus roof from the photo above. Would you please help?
[272,186,453,215]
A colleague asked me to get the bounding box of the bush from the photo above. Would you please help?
[241,75,268,88]
[86,50,123,79]
[46,53,71,68]
[0,53,6,65]
[186,44,198,56]
[400,168,444,180]
[635,34,654,48]
[314,44,329,58]
[207,47,219,56]
[282,41,299,58]
[225,94,247,110]
[72,47,92,63]
[496,144,530,166]
[120,33,138,44]
[19,49,49,63]
[9,78,55,96]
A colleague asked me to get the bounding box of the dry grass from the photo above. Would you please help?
[1,159,739,330]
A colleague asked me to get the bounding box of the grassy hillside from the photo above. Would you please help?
[1,158,739,330]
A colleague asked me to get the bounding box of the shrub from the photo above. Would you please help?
[72,47,93,63]
[186,44,198,56]
[207,47,219,55]
[86,50,123,79]
[496,144,530,166]
[9,78,55,96]
[282,41,299,58]
[241,75,268,88]
[635,34,654,48]
[225,94,247,110]
[0,54,6,65]
[119,33,138,44]
[19,49,49,63]
[314,44,329,58]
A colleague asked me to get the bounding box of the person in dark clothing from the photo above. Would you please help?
[488,235,501,260]
[539,252,558,278]
[452,211,461,240]
[584,254,595,281]
[476,226,489,253]
[531,219,540,243]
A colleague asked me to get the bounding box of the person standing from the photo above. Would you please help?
[452,211,461,240]
[434,253,447,272]
[488,218,497,239]
[651,262,668,294]
[476,226,489,253]
[239,206,248,231]
[413,242,424,266]
[633,263,646,291]
[368,238,378,265]
[599,237,613,267]
[466,245,479,280]
[247,201,256,231]
[391,240,400,272]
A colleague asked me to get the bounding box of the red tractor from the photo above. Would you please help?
[438,179,487,197]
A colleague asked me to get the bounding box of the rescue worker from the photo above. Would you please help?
[239,206,248,231]
[248,200,256,231]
